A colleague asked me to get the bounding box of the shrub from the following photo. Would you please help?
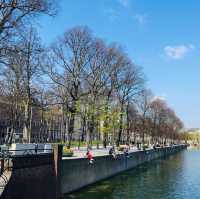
[142,144,149,151]
[117,145,127,151]
[63,146,74,157]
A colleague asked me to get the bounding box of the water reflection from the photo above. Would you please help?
[65,150,200,199]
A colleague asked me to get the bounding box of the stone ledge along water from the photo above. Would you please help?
[60,145,187,196]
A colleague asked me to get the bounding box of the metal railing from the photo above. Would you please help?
[0,148,53,174]
[0,147,53,191]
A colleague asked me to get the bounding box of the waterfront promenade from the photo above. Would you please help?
[63,145,139,159]
[63,144,183,159]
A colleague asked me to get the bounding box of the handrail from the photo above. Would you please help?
[0,148,53,174]
[0,149,53,156]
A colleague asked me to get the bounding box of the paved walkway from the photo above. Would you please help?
[62,145,153,159]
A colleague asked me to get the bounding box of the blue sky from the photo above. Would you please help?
[37,0,200,128]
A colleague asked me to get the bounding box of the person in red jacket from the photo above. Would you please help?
[86,150,94,164]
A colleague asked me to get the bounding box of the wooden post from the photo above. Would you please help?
[0,158,4,175]
[53,144,63,199]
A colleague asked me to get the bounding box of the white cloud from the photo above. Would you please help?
[134,14,147,25]
[164,44,195,60]
[118,0,129,8]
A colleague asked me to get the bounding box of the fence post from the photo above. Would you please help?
[53,144,63,199]
[0,158,4,175]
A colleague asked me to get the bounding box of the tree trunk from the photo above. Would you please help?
[126,102,130,145]
[117,104,124,146]
[88,115,95,147]
[81,116,86,142]
[68,114,75,148]
[103,104,109,148]
[142,119,145,146]
[23,102,32,143]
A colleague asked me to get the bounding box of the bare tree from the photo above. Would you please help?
[0,0,57,73]
[47,26,93,147]
[0,0,56,38]
[0,55,25,143]
[116,63,144,146]
[102,44,129,147]
[149,98,183,145]
[83,39,107,147]
[0,24,184,146]
[136,89,153,145]
[3,27,44,142]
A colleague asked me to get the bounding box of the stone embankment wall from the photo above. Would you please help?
[0,154,56,199]
[0,145,62,199]
[61,145,187,195]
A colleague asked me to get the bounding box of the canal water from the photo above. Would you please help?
[65,149,200,199]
